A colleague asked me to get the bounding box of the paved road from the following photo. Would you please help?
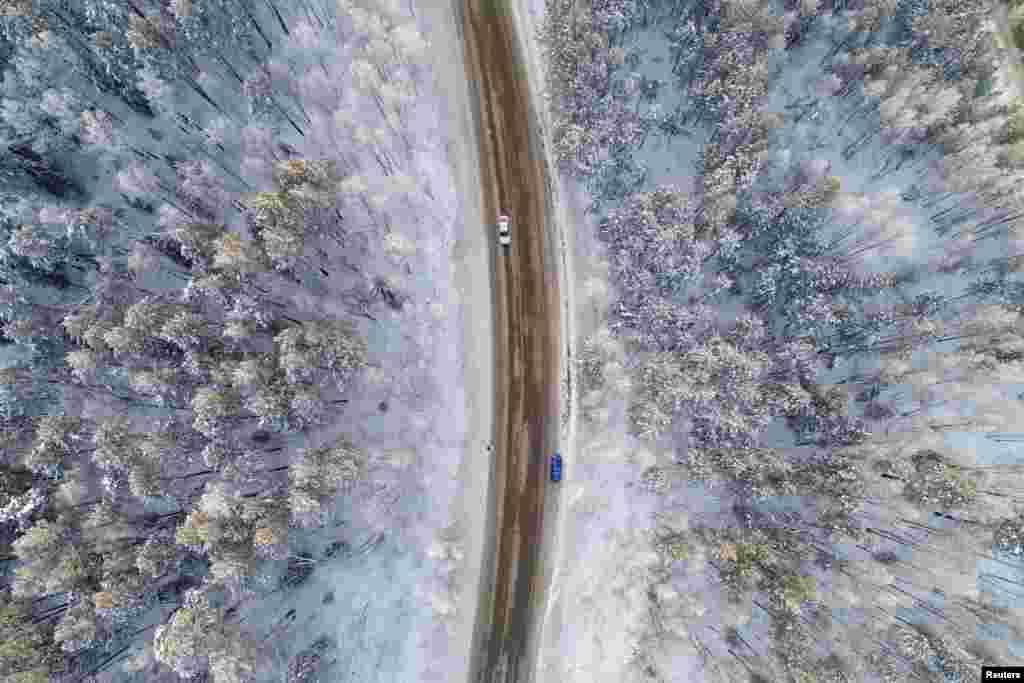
[454,1,561,682]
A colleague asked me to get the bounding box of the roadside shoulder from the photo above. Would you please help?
[420,4,496,683]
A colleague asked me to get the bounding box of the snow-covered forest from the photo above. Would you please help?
[540,0,1024,680]
[4,0,1024,681]
[0,0,476,681]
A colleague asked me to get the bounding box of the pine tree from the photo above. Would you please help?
[11,519,94,597]
[289,435,364,527]
[154,586,258,681]
[274,318,367,390]
[0,590,61,681]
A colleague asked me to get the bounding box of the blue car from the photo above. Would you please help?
[550,452,562,482]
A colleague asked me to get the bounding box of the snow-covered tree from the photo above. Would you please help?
[11,519,92,597]
[0,591,60,681]
[274,318,366,389]
[154,587,257,682]
[191,385,243,439]
[288,435,363,527]
[136,536,180,579]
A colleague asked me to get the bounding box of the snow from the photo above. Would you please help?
[522,6,1024,683]
[504,2,709,678]
[523,2,710,676]
[195,1,495,681]
[413,2,495,682]
[530,164,715,683]
[48,1,1024,681]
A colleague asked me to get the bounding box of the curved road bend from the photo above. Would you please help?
[453,1,561,682]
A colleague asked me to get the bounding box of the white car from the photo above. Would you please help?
[497,214,511,246]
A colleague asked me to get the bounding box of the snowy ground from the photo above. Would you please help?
[416,2,495,682]
[218,3,1024,682]
[216,2,496,682]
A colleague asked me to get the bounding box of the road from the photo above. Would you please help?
[453,1,562,682]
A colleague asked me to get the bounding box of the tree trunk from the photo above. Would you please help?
[265,0,290,35]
